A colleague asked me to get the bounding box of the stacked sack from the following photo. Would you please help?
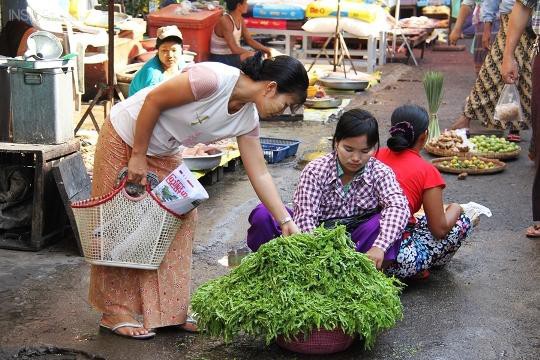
[302,0,391,38]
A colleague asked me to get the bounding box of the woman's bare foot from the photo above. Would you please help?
[526,224,540,238]
[100,313,152,338]
[450,115,471,130]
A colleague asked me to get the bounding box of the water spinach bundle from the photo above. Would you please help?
[191,226,403,349]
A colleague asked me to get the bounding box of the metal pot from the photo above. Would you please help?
[319,77,369,91]
[304,98,343,109]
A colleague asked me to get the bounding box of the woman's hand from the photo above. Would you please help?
[240,51,256,62]
[366,246,385,270]
[502,54,519,84]
[281,220,300,236]
[127,153,148,185]
[449,29,461,45]
[263,47,272,58]
[482,23,492,50]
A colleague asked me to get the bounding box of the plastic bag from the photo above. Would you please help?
[460,202,492,227]
[151,163,209,215]
[493,84,524,129]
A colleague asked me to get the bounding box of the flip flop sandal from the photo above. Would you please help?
[506,134,521,143]
[179,314,199,333]
[100,322,156,340]
[403,270,431,284]
[526,225,540,238]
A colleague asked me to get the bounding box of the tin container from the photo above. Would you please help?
[10,66,74,144]
[0,64,11,142]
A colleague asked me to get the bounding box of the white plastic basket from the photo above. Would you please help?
[71,181,182,270]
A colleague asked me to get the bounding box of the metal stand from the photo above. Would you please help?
[74,1,124,135]
[389,0,419,66]
[306,0,358,77]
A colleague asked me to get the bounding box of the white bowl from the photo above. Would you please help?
[182,150,223,171]
[181,51,197,63]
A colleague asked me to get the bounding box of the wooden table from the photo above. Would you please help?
[0,140,80,251]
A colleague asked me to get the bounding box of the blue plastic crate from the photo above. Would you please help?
[262,143,289,164]
[260,137,300,158]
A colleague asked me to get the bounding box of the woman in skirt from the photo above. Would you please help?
[452,0,534,143]
[376,105,474,279]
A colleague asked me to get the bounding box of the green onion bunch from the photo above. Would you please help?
[191,226,403,349]
[423,71,445,141]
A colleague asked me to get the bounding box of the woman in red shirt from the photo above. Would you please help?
[376,104,473,278]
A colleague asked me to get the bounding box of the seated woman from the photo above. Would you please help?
[376,104,473,279]
[129,25,185,96]
[209,0,271,68]
[246,109,410,269]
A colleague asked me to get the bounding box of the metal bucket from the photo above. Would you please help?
[10,66,74,144]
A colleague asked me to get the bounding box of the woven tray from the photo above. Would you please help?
[424,143,464,157]
[425,143,521,160]
[432,156,506,175]
[470,146,521,160]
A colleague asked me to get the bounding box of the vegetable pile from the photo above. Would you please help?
[441,156,498,170]
[191,226,403,349]
[470,135,520,153]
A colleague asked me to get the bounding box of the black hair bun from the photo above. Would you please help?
[240,51,265,81]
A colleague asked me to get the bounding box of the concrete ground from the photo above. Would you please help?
[1,47,539,360]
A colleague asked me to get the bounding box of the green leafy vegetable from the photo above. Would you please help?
[191,226,403,349]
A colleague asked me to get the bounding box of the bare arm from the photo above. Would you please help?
[236,134,299,235]
[482,22,493,50]
[502,2,533,83]
[127,73,195,185]
[450,4,474,45]
[422,187,462,239]
[216,16,251,55]
[241,19,271,56]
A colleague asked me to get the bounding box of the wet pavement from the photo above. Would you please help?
[1,48,539,360]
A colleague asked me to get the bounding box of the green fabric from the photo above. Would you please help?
[452,0,462,18]
[336,160,363,195]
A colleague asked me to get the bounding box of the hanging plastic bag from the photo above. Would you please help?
[493,84,525,129]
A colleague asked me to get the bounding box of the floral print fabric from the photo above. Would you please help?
[386,214,473,278]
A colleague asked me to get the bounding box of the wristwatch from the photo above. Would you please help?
[279,216,292,226]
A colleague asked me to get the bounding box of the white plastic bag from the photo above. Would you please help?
[460,202,492,227]
[152,163,209,215]
[493,84,524,129]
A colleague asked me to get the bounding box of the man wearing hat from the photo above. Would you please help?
[129,25,185,96]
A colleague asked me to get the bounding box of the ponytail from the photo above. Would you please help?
[387,105,429,152]
[240,51,308,104]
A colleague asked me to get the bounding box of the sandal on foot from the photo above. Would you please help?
[526,225,540,238]
[506,134,521,142]
[403,270,431,284]
[100,322,156,340]
[179,315,199,333]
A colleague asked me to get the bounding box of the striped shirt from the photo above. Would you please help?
[519,0,540,35]
[293,152,410,252]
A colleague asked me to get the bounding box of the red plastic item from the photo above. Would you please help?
[244,17,287,29]
[147,5,223,62]
[276,328,356,355]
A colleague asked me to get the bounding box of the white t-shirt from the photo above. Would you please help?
[110,62,259,156]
